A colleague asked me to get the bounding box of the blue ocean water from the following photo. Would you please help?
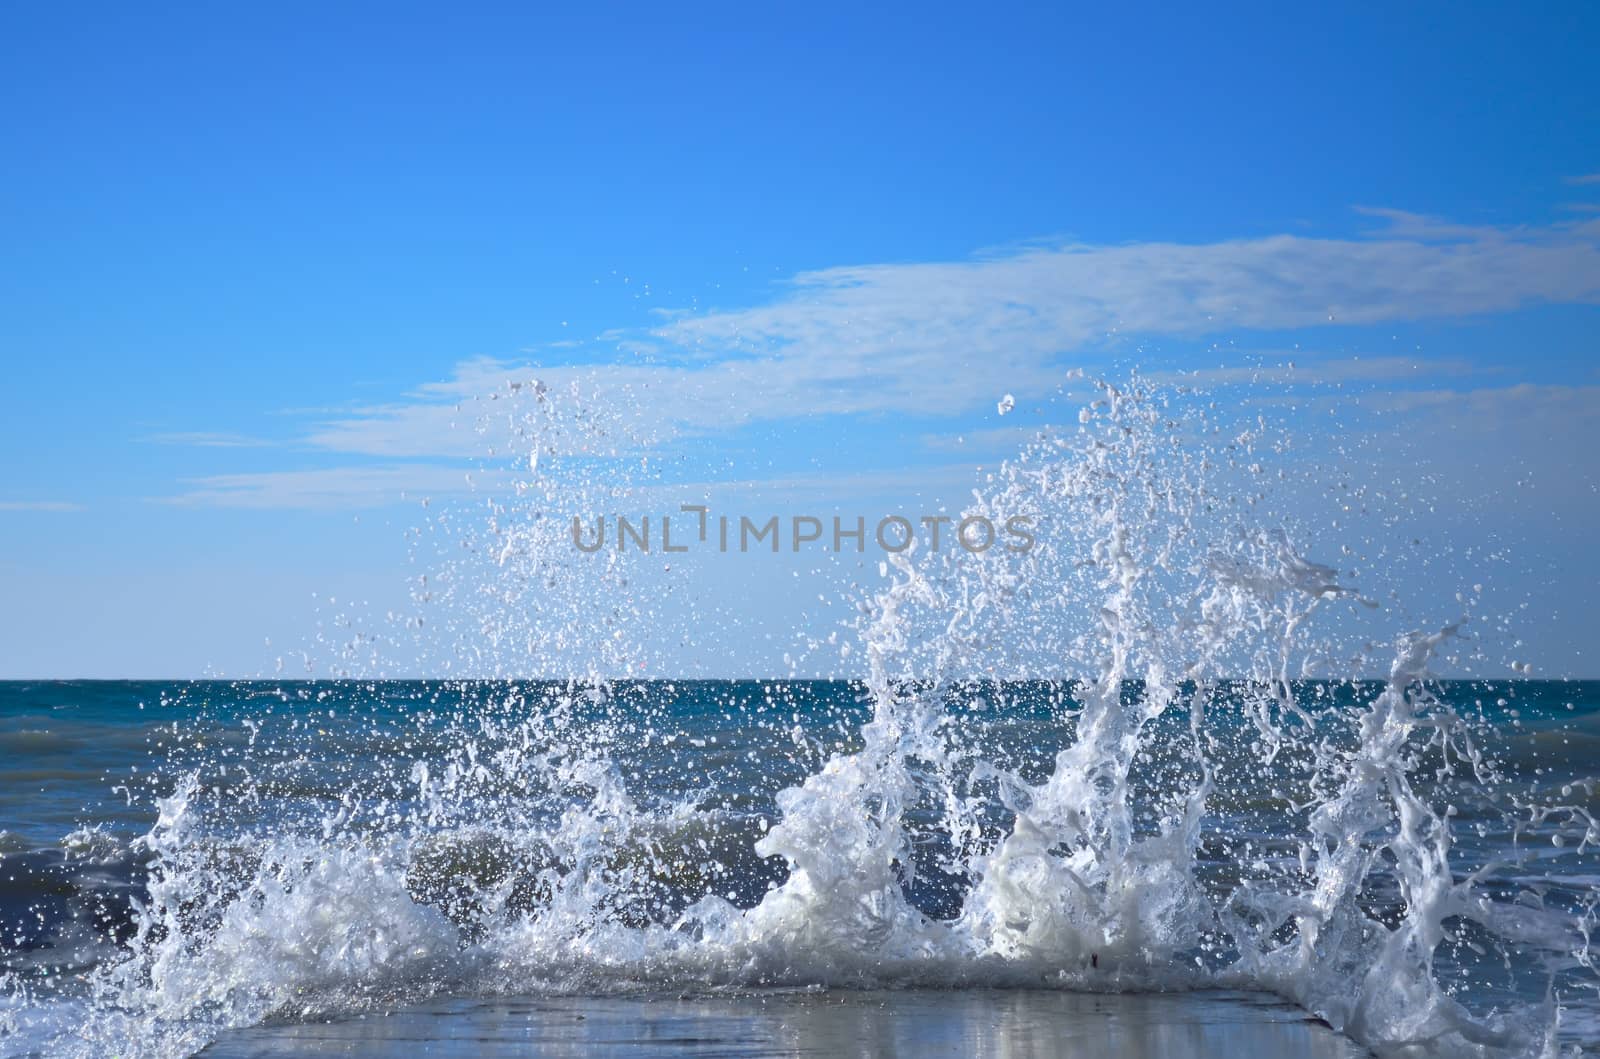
[0,678,1595,1056]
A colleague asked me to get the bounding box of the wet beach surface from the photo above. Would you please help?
[199,989,1370,1058]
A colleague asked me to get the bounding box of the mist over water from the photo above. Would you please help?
[2,377,1596,1058]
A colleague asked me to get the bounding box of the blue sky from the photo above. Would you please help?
[1,3,1597,677]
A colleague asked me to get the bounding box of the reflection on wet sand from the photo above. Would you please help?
[201,989,1369,1058]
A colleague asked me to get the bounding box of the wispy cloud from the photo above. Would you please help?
[296,213,1600,460]
[609,463,993,511]
[0,500,84,512]
[142,431,277,448]
[1565,173,1600,186]
[160,465,499,510]
[656,213,1599,378]
[1365,381,1600,423]
[919,425,1067,454]
[1147,354,1484,389]
[162,208,1600,508]
[1359,383,1600,509]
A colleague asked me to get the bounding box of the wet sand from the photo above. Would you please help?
[200,988,1370,1058]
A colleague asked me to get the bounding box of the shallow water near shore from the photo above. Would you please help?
[196,989,1371,1059]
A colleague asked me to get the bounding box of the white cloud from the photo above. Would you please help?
[288,211,1599,466]
[654,214,1600,380]
[0,500,84,512]
[1147,354,1484,389]
[1305,382,1600,512]
[158,459,996,513]
[163,209,1600,508]
[302,364,676,458]
[1364,381,1600,419]
[919,425,1066,454]
[1331,382,1600,648]
[160,465,503,510]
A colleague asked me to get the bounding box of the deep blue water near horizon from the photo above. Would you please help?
[1,678,1597,1054]
[4,676,1593,849]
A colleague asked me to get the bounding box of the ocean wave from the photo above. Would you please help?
[3,378,1596,1059]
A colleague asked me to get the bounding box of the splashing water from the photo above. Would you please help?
[3,376,1595,1058]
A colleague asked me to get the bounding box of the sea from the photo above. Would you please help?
[1,379,1596,1057]
[0,677,1594,1058]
